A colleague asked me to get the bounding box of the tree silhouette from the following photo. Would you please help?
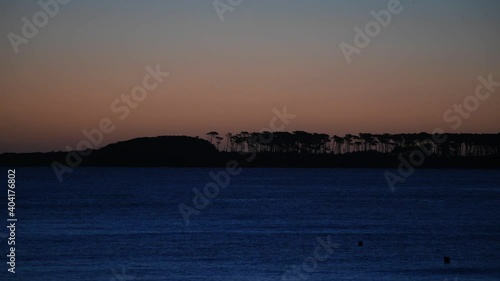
[1,132,498,168]
[224,133,232,152]
[215,136,223,151]
[206,131,219,144]
[211,131,499,157]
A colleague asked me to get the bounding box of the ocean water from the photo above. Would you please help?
[4,167,500,280]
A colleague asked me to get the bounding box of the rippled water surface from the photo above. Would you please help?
[9,168,500,280]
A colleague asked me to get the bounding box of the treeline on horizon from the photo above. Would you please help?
[0,132,499,169]
[206,131,500,157]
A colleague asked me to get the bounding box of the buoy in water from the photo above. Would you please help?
[358,241,363,247]
[444,257,451,264]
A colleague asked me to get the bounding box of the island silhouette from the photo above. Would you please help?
[1,132,499,169]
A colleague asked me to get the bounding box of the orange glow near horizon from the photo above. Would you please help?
[1,1,500,153]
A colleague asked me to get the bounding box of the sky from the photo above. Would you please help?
[1,0,500,153]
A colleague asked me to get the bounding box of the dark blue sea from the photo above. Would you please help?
[3,168,500,280]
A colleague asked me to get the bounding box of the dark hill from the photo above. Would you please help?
[86,136,218,166]
[0,136,218,167]
[0,134,499,169]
